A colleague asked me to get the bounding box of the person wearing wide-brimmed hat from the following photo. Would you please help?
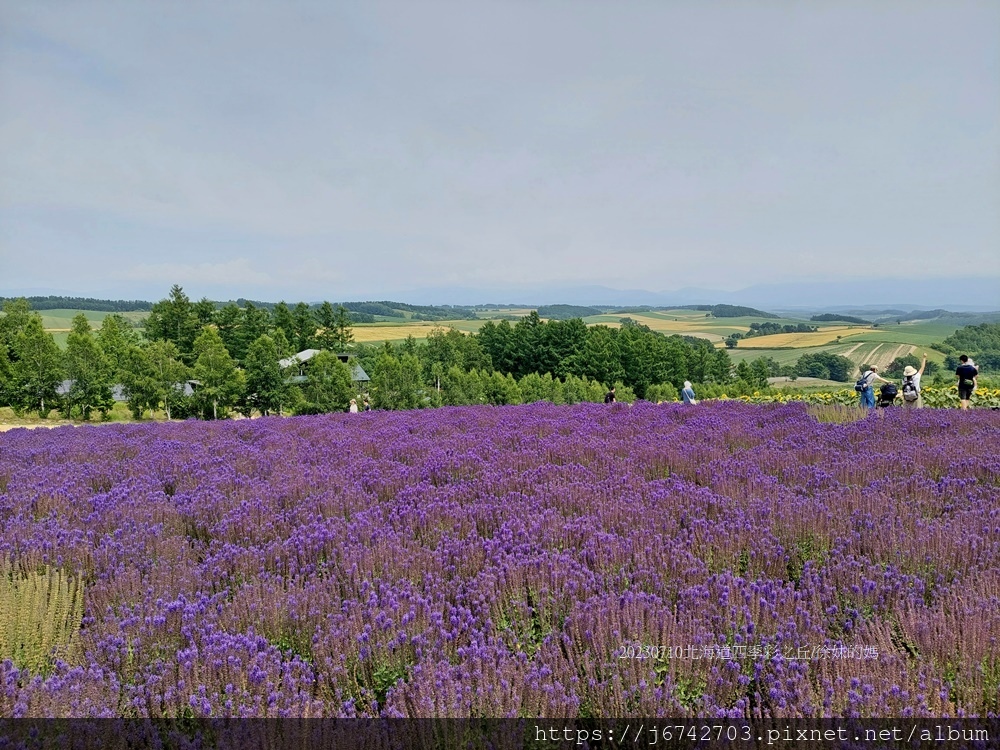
[901,353,927,409]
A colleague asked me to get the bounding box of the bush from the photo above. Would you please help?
[645,382,679,403]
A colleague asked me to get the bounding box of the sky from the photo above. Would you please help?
[1,1,998,305]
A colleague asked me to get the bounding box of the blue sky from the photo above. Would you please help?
[1,1,998,304]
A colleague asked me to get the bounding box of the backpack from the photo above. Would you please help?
[854,374,869,393]
[902,375,918,402]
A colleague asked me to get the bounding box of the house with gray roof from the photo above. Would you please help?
[279,349,370,385]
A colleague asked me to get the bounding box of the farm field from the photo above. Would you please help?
[2,402,999,719]
[734,327,860,348]
[35,309,146,348]
[37,309,147,331]
[728,321,957,378]
[581,313,759,342]
[349,321,485,343]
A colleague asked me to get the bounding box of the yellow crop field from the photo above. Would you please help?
[736,327,857,348]
[592,315,730,342]
[350,324,469,342]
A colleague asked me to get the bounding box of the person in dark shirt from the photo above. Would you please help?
[604,386,616,404]
[955,355,979,410]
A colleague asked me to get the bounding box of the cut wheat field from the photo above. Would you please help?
[735,327,859,348]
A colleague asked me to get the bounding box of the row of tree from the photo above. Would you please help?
[23,284,974,421]
[0,300,648,419]
[143,285,355,365]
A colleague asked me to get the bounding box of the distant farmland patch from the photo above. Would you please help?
[350,322,484,342]
[735,327,858,348]
[583,314,744,342]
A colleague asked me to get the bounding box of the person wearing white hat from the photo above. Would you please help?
[900,353,927,408]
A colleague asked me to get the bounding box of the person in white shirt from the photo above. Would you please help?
[349,399,359,413]
[901,353,927,409]
[681,381,698,405]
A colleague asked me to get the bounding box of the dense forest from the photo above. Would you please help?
[810,313,871,324]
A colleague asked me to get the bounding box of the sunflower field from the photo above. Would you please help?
[712,386,1000,409]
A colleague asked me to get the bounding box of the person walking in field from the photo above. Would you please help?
[681,381,698,405]
[349,398,359,413]
[956,355,978,410]
[901,353,928,409]
[604,386,616,404]
[856,365,890,410]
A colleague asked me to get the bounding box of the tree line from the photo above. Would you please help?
[10,285,986,422]
[0,296,153,312]
[0,286,764,420]
[933,323,1000,371]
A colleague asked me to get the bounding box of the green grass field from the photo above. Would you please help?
[39,309,147,349]
[38,309,147,330]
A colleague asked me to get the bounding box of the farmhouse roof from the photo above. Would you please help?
[278,348,321,369]
[278,348,370,383]
[55,380,129,402]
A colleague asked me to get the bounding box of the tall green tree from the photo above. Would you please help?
[476,320,517,375]
[192,327,242,419]
[118,345,160,419]
[10,315,63,416]
[144,340,189,420]
[242,334,287,416]
[291,302,316,352]
[482,371,521,405]
[64,314,114,419]
[0,298,34,359]
[240,303,272,361]
[97,313,142,383]
[0,299,34,406]
[272,302,296,346]
[332,305,354,350]
[440,366,484,406]
[424,327,490,382]
[0,344,12,407]
[568,325,624,386]
[314,302,340,351]
[214,303,243,358]
[144,285,200,363]
[272,328,293,359]
[372,353,423,410]
[192,297,217,327]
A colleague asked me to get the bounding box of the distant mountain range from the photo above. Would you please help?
[3,276,997,313]
[398,277,999,312]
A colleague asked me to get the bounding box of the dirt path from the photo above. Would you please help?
[0,423,72,432]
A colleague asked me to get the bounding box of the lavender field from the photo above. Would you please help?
[1,402,998,719]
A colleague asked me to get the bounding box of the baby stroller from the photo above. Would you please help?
[877,382,898,408]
